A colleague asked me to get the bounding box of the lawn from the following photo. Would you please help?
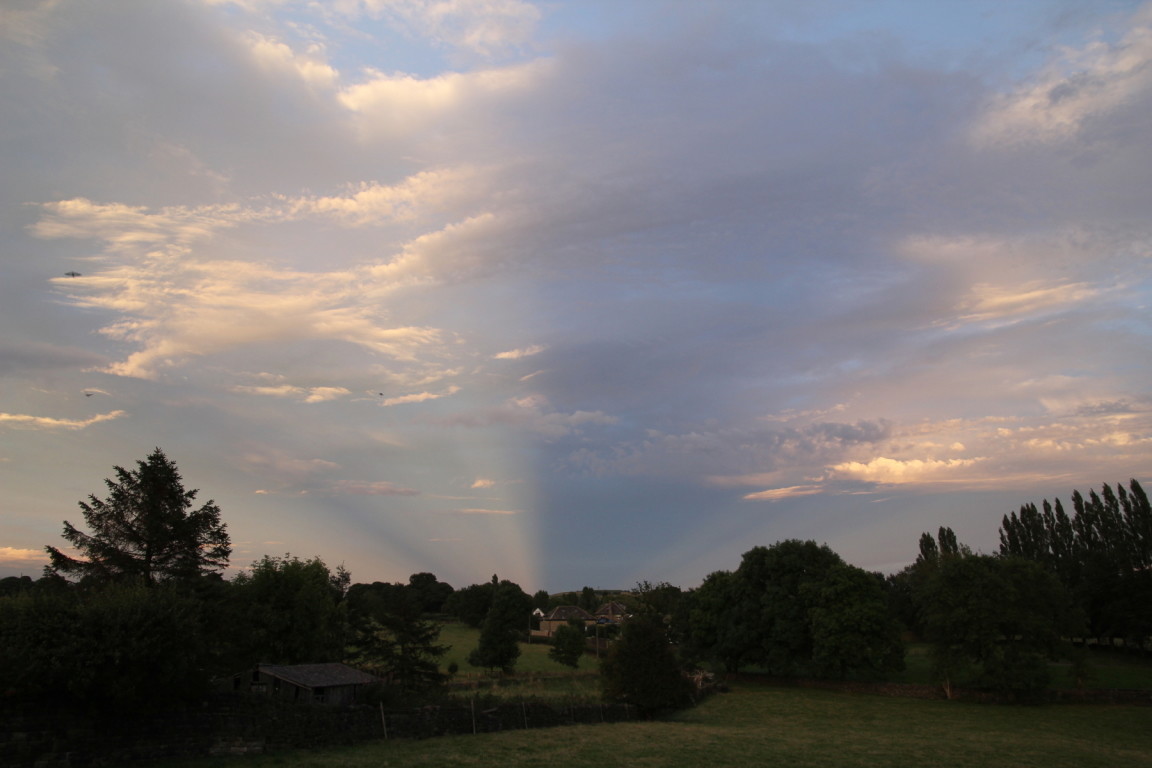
[440,622,591,676]
[439,621,602,700]
[143,680,1152,768]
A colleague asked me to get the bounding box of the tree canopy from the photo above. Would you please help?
[45,448,230,586]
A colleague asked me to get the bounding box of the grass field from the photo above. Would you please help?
[439,622,602,700]
[893,642,1152,690]
[439,622,600,677]
[136,625,1152,768]
[145,680,1152,768]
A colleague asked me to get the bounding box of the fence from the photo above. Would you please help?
[0,693,636,768]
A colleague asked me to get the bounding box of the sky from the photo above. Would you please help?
[2,0,1150,593]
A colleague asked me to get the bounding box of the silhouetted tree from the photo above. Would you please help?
[601,613,692,716]
[45,448,230,586]
[407,572,454,613]
[999,479,1151,642]
[548,619,587,668]
[468,579,531,673]
[346,581,447,694]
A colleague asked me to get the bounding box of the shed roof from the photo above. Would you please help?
[258,663,379,689]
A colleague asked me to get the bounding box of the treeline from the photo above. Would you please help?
[998,480,1152,643]
[0,554,458,711]
[2,447,1148,714]
[661,478,1150,701]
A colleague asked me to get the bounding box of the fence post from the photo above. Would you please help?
[470,696,477,735]
[379,702,388,739]
[522,700,528,730]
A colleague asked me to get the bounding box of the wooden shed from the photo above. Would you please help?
[234,663,379,706]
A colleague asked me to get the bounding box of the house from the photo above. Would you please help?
[537,605,595,637]
[229,663,380,706]
[594,601,629,624]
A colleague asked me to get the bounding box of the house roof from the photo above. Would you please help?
[595,601,628,616]
[544,605,594,621]
[258,663,379,689]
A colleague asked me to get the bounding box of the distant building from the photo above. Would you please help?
[537,605,595,637]
[594,601,629,624]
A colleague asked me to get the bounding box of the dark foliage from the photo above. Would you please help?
[548,619,588,668]
[600,613,693,716]
[999,479,1152,643]
[468,579,531,673]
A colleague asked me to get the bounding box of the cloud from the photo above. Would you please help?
[337,60,549,136]
[0,410,125,431]
[471,477,495,488]
[743,484,825,502]
[285,167,482,226]
[972,7,1152,147]
[494,344,547,359]
[35,198,451,379]
[953,280,1100,328]
[233,383,351,402]
[379,385,460,406]
[244,31,339,90]
[0,547,46,569]
[829,457,987,485]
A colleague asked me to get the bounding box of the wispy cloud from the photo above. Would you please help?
[233,384,351,402]
[494,344,547,359]
[380,386,461,407]
[743,484,825,502]
[0,411,125,431]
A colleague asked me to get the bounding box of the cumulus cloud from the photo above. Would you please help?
[244,31,339,90]
[830,456,987,485]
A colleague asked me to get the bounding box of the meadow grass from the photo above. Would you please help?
[144,680,1152,768]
